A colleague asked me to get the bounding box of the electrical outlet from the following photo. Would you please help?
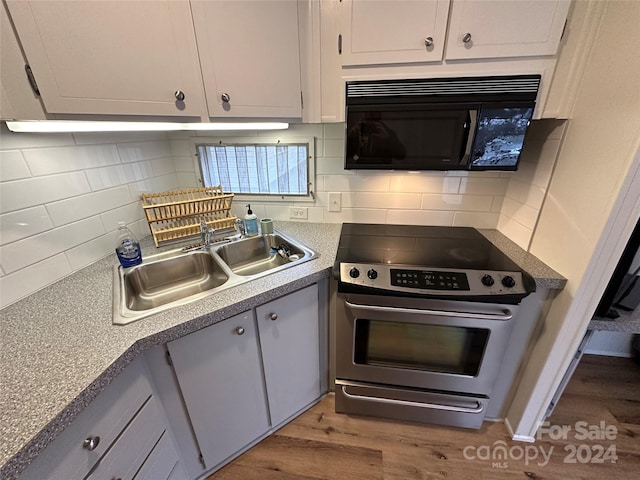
[328,192,341,212]
[289,207,308,219]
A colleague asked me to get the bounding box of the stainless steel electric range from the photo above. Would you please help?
[333,223,536,429]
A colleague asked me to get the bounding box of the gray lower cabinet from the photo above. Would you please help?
[257,284,320,426]
[18,357,186,480]
[165,283,323,474]
[167,311,271,470]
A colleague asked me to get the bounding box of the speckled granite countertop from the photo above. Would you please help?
[0,222,565,479]
[590,308,640,333]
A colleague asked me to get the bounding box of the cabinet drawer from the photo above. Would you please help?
[88,395,165,480]
[134,430,182,480]
[19,359,152,480]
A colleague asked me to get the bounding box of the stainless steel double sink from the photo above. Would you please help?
[113,232,318,325]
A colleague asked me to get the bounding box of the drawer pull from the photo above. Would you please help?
[83,435,100,451]
[269,313,278,321]
[235,326,245,335]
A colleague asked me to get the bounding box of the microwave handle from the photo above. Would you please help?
[462,110,478,162]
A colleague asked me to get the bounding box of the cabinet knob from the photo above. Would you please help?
[174,90,185,101]
[424,36,434,47]
[269,313,278,321]
[221,93,231,103]
[235,326,245,335]
[83,436,100,451]
[462,32,472,44]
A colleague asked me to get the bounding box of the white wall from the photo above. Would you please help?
[0,126,178,308]
[505,0,640,439]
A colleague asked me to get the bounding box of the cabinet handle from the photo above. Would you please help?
[235,326,245,335]
[269,313,278,321]
[82,436,100,451]
[462,32,472,44]
[221,93,231,103]
[424,36,434,47]
[174,90,185,101]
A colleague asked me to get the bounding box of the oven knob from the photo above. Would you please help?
[502,276,516,288]
[349,267,360,279]
[481,274,495,287]
[367,269,378,280]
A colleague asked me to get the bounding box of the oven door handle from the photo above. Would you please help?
[344,300,513,320]
[340,385,485,414]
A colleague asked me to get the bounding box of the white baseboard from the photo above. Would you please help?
[505,417,536,443]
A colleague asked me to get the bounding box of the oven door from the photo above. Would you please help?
[335,294,517,396]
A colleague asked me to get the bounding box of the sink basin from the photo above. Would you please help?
[215,234,308,276]
[122,251,228,311]
[113,231,317,325]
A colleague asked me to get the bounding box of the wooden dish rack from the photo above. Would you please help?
[141,186,237,247]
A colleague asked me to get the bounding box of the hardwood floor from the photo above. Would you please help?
[207,355,640,479]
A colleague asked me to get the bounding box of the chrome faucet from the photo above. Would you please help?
[200,220,216,247]
[235,218,246,238]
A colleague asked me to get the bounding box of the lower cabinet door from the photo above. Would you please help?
[167,311,270,469]
[87,396,164,480]
[134,431,185,480]
[256,284,320,426]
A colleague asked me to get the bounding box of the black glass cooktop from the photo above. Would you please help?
[333,223,536,302]
[335,223,519,270]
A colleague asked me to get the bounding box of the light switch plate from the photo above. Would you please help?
[328,192,341,212]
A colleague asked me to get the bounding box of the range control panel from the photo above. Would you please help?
[391,269,470,291]
[340,263,528,296]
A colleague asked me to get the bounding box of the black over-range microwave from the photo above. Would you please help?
[345,75,541,171]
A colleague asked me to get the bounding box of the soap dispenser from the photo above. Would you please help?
[244,204,259,236]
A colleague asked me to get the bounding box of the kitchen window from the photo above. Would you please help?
[196,138,314,201]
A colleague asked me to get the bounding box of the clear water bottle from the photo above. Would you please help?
[115,222,142,267]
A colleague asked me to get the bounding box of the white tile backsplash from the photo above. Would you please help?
[0,216,105,273]
[45,185,132,226]
[0,172,92,214]
[0,206,54,245]
[0,150,31,181]
[85,163,135,191]
[389,174,461,194]
[23,144,121,176]
[386,209,455,226]
[65,233,116,271]
[0,254,72,307]
[497,120,566,249]
[0,129,178,308]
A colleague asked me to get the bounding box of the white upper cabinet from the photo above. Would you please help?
[340,0,450,66]
[445,0,571,60]
[191,0,302,118]
[6,0,303,120]
[337,0,570,67]
[5,0,206,117]
[1,1,47,120]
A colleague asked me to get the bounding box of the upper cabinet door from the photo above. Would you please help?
[340,0,450,66]
[5,0,206,117]
[445,0,571,60]
[191,0,302,119]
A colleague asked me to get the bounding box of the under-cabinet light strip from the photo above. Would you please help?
[5,121,289,133]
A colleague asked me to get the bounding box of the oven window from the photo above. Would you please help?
[353,320,488,376]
